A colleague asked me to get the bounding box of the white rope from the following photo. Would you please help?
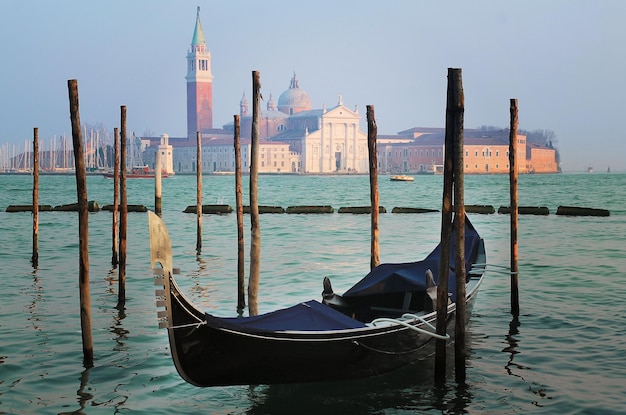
[471,263,518,275]
[168,321,206,330]
[370,314,450,340]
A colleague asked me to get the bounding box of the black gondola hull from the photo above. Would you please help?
[164,273,482,387]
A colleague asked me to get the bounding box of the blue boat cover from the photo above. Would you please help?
[205,300,367,332]
[343,219,482,301]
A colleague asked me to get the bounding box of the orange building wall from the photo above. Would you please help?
[528,148,558,173]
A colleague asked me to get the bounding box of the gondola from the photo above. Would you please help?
[148,211,486,387]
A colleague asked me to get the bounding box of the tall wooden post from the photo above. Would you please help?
[32,127,39,267]
[248,71,261,316]
[509,99,520,317]
[367,105,380,270]
[155,148,162,216]
[450,68,467,383]
[434,69,457,382]
[196,131,202,252]
[67,79,93,367]
[111,128,119,266]
[234,115,246,314]
[117,106,128,309]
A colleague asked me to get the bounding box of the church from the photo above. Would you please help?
[143,8,369,175]
[143,8,558,175]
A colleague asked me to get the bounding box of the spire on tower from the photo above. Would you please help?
[191,6,206,46]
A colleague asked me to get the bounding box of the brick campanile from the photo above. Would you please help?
[186,7,213,138]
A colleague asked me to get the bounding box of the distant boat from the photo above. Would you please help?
[103,165,169,179]
[390,175,414,182]
[586,167,594,173]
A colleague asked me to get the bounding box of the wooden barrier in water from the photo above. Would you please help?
[464,204,495,214]
[53,201,100,212]
[286,205,334,214]
[556,206,610,217]
[184,204,233,214]
[391,207,438,214]
[102,204,147,212]
[244,205,284,214]
[338,206,386,214]
[498,206,549,215]
[6,205,53,212]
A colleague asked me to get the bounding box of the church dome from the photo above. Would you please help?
[277,73,312,115]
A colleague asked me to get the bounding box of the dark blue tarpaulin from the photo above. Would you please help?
[206,300,367,332]
[343,219,481,302]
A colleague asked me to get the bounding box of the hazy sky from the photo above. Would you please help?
[1,1,624,172]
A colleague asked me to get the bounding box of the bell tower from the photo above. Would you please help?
[186,7,213,139]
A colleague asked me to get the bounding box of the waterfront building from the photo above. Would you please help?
[140,8,558,175]
[379,128,559,174]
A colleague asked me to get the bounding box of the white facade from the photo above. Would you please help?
[157,134,174,174]
[303,103,368,173]
[165,137,297,174]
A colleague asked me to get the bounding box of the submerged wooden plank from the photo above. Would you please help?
[338,206,386,214]
[53,201,100,212]
[243,205,285,214]
[556,206,610,217]
[498,206,550,215]
[391,207,439,214]
[6,205,53,212]
[184,204,233,214]
[286,205,334,214]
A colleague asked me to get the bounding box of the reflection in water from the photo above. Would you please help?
[58,368,92,415]
[244,344,474,414]
[27,269,44,332]
[187,253,215,301]
[503,317,550,406]
[104,267,118,293]
[110,308,129,352]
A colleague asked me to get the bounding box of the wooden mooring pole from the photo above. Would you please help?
[111,128,119,266]
[234,115,246,314]
[196,131,202,253]
[367,105,380,270]
[248,70,261,316]
[451,68,467,383]
[434,68,459,383]
[32,127,39,267]
[117,106,128,309]
[509,99,520,317]
[155,148,162,217]
[67,79,93,367]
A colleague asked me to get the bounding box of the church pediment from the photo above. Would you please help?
[323,104,360,121]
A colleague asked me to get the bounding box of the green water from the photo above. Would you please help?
[1,173,625,414]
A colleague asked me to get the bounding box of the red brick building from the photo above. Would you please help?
[378,128,559,174]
